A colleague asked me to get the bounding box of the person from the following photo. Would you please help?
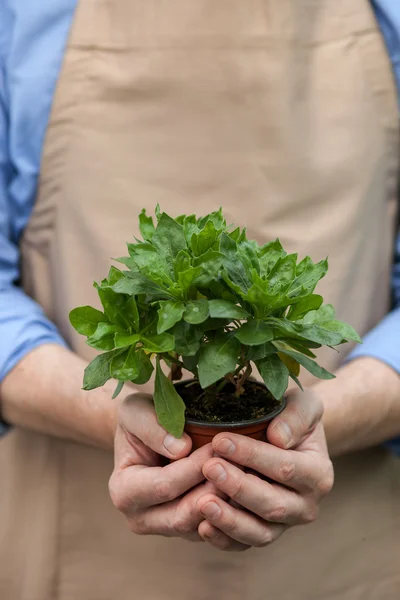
[0,0,399,598]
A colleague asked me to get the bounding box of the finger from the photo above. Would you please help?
[119,393,192,460]
[197,494,287,547]
[211,433,331,494]
[110,442,214,512]
[198,521,250,552]
[267,390,324,449]
[203,457,316,525]
[128,481,227,538]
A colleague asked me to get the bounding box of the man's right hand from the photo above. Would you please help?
[109,393,223,541]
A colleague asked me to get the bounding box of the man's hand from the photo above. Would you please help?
[196,390,334,551]
[109,393,225,541]
[109,389,333,551]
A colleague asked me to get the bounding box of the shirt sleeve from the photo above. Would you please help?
[348,233,400,373]
[0,50,67,432]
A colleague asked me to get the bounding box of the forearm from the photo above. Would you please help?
[314,357,400,457]
[0,344,119,450]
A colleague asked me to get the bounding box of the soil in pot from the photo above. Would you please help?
[175,379,285,450]
[178,379,281,423]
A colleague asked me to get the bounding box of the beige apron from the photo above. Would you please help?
[1,0,399,598]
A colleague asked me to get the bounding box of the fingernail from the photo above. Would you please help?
[201,501,221,519]
[206,463,227,483]
[215,437,235,456]
[163,433,187,455]
[274,422,292,447]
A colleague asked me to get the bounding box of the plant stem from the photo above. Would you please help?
[236,361,252,395]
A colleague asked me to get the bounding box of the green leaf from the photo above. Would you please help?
[208,299,249,320]
[175,214,186,225]
[183,214,199,245]
[182,354,198,377]
[198,207,226,231]
[172,320,203,356]
[267,253,298,294]
[126,242,173,283]
[114,333,140,349]
[237,240,260,276]
[192,250,224,287]
[112,380,125,399]
[287,294,323,321]
[132,349,154,384]
[228,227,241,242]
[220,233,252,292]
[154,359,186,437]
[184,299,209,325]
[246,342,276,361]
[266,316,344,346]
[235,319,274,345]
[83,350,116,390]
[178,266,203,293]
[274,348,335,381]
[112,272,172,299]
[152,213,187,265]
[141,333,175,353]
[124,296,140,332]
[288,257,328,299]
[95,285,131,329]
[114,256,137,270]
[174,250,191,280]
[302,304,335,325]
[279,338,318,358]
[191,221,218,256]
[200,317,231,332]
[198,334,240,388]
[258,239,287,275]
[107,266,125,286]
[157,300,185,334]
[290,373,304,392]
[300,305,361,344]
[69,306,106,336]
[110,346,141,381]
[328,321,361,344]
[139,209,155,241]
[255,354,289,400]
[87,322,123,351]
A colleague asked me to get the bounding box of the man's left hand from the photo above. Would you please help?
[197,390,334,551]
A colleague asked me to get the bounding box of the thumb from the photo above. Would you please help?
[118,393,192,460]
[267,389,324,449]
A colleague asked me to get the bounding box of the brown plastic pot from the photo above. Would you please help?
[175,381,286,450]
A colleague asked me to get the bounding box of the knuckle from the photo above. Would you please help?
[129,514,148,536]
[317,462,334,496]
[108,474,130,514]
[302,503,319,524]
[254,529,274,547]
[242,443,258,468]
[230,476,245,502]
[223,513,238,534]
[264,505,287,523]
[154,478,174,502]
[277,459,296,483]
[173,515,193,536]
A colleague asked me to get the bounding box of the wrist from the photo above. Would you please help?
[313,357,400,457]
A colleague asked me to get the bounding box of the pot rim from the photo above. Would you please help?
[174,380,287,428]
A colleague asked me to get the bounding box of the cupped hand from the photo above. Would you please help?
[109,393,225,541]
[196,390,334,551]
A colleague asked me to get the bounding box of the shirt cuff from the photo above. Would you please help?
[0,288,68,437]
[347,307,400,374]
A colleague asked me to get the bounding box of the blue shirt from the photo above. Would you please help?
[1,1,400,443]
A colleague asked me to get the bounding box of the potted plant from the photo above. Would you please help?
[70,207,360,448]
